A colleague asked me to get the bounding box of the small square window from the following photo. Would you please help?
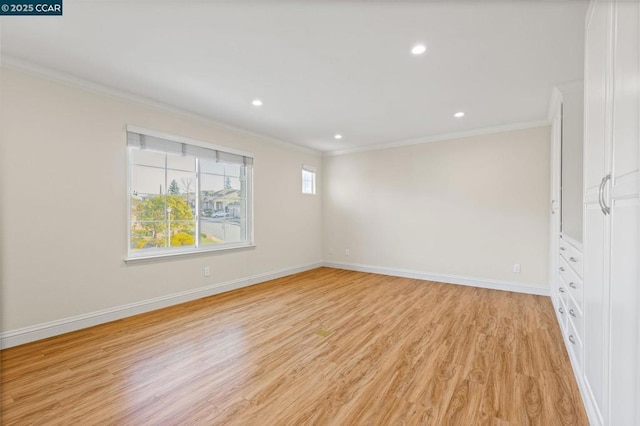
[302,165,316,195]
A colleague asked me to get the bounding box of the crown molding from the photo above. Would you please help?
[1,56,321,157]
[323,120,551,157]
[548,86,564,122]
[547,80,583,122]
[2,56,554,159]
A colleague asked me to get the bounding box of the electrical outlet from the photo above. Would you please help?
[345,249,350,256]
[329,247,334,255]
[204,266,210,277]
[513,263,521,273]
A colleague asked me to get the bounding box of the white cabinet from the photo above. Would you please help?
[580,1,640,424]
[549,80,587,386]
[606,2,639,424]
[558,236,585,373]
[549,79,584,330]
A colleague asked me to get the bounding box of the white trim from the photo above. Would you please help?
[0,261,552,349]
[548,86,563,122]
[323,261,550,296]
[1,57,321,156]
[127,124,254,159]
[0,262,323,349]
[548,81,584,123]
[3,57,550,158]
[549,87,562,295]
[302,164,316,173]
[125,244,257,263]
[301,164,317,195]
[323,120,550,157]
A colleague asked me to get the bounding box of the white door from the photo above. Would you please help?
[583,0,612,423]
[606,1,640,424]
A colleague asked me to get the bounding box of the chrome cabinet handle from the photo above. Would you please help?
[569,309,576,317]
[599,174,612,215]
[569,282,577,289]
[602,174,611,215]
[559,287,565,293]
[559,307,564,314]
[569,257,577,262]
[598,175,607,215]
[569,335,576,344]
[560,267,565,272]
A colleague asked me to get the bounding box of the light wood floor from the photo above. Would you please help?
[1,268,588,425]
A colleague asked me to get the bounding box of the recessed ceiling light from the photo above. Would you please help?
[411,44,427,55]
[334,134,343,140]
[454,111,465,118]
[251,99,263,107]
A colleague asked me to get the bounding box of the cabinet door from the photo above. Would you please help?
[610,0,639,181]
[607,1,640,425]
[608,201,639,425]
[584,0,611,192]
[582,202,608,424]
[583,1,612,424]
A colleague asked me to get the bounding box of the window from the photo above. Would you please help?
[127,126,253,260]
[302,165,316,195]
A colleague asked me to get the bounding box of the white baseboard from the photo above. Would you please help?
[0,262,323,349]
[323,261,550,296]
[0,261,549,349]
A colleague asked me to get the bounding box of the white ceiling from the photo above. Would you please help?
[1,1,587,153]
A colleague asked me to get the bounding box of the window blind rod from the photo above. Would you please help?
[127,131,254,166]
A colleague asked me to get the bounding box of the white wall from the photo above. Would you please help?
[322,126,551,290]
[0,67,553,345]
[0,68,323,335]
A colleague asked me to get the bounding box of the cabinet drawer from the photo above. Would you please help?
[559,258,583,308]
[566,317,584,373]
[559,239,583,278]
[566,294,584,342]
[553,285,568,316]
[557,260,572,295]
[555,297,568,331]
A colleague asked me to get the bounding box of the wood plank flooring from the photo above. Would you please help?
[1,267,588,425]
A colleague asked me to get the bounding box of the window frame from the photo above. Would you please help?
[301,164,317,195]
[125,125,254,262]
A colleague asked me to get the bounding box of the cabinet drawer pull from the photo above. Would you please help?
[599,176,607,214]
[569,282,577,289]
[569,257,578,263]
[559,267,565,272]
[569,309,576,317]
[569,335,576,344]
[559,287,565,293]
[559,307,564,314]
[560,247,566,251]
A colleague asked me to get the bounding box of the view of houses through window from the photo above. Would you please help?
[127,129,253,257]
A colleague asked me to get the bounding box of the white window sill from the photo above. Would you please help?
[124,243,256,263]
